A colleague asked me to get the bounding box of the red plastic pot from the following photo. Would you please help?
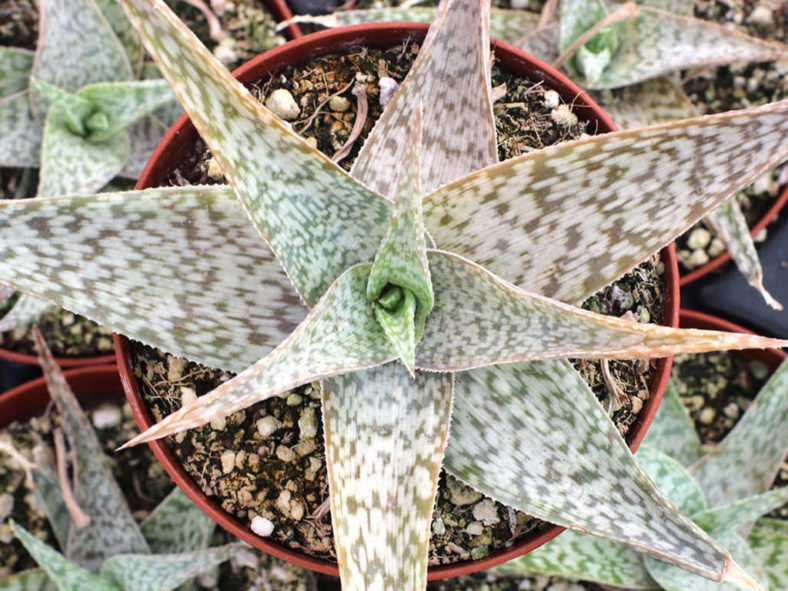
[264,0,303,40]
[114,25,680,579]
[0,345,116,369]
[0,365,123,429]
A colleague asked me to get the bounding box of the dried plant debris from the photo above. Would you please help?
[0,308,115,357]
[130,42,662,565]
[428,573,603,590]
[0,0,38,49]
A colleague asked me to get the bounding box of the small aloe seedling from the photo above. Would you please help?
[0,0,177,333]
[1,0,788,589]
[0,328,239,591]
[491,359,788,591]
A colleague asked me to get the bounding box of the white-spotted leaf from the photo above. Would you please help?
[641,379,702,467]
[0,294,55,332]
[748,519,788,590]
[0,568,52,591]
[139,488,215,554]
[0,91,42,167]
[635,446,707,516]
[693,488,788,538]
[0,48,34,99]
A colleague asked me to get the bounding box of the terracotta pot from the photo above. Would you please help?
[0,345,116,370]
[114,24,680,579]
[0,365,123,429]
[679,185,788,286]
[264,0,303,40]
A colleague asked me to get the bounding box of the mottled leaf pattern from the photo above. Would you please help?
[139,488,214,554]
[91,0,144,73]
[444,361,735,581]
[595,76,695,130]
[122,264,395,447]
[749,519,788,590]
[119,0,390,305]
[0,569,51,591]
[693,488,788,538]
[490,529,657,589]
[351,0,497,196]
[99,545,239,591]
[33,330,150,571]
[559,0,617,85]
[640,0,694,16]
[0,48,34,99]
[692,359,788,507]
[0,294,55,332]
[323,365,453,591]
[10,522,117,591]
[641,379,702,467]
[416,252,788,371]
[118,116,169,179]
[31,465,71,550]
[635,446,707,516]
[0,91,42,167]
[0,186,305,371]
[424,100,788,305]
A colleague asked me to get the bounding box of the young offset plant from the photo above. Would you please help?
[0,328,239,591]
[491,361,788,591]
[1,0,788,589]
[0,0,176,332]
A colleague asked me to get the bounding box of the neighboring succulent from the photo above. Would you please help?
[1,0,788,589]
[0,328,239,591]
[490,359,788,591]
[0,0,177,332]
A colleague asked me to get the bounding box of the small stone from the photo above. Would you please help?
[257,416,281,437]
[298,407,318,439]
[286,393,303,406]
[750,360,769,380]
[687,395,705,411]
[179,387,197,407]
[293,440,317,457]
[290,500,305,521]
[0,494,14,520]
[206,156,225,180]
[754,227,768,243]
[91,405,121,429]
[432,517,446,535]
[213,37,238,65]
[305,136,318,149]
[447,477,482,506]
[688,249,710,268]
[210,416,227,431]
[699,407,716,424]
[220,450,236,474]
[276,490,292,514]
[687,227,711,250]
[550,104,578,127]
[707,238,726,257]
[470,546,489,560]
[749,4,774,27]
[631,397,643,414]
[167,356,188,381]
[379,76,399,107]
[251,515,275,537]
[723,402,740,419]
[265,89,300,120]
[465,521,484,536]
[543,89,561,109]
[329,95,351,112]
[753,170,776,194]
[276,444,296,463]
[472,499,500,525]
[510,0,529,7]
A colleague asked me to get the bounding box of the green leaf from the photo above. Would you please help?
[31,465,71,550]
[118,0,391,305]
[99,545,239,591]
[91,0,144,74]
[0,48,34,99]
[0,91,42,167]
[32,330,150,571]
[117,116,169,179]
[283,7,540,43]
[0,568,52,591]
[0,294,56,332]
[490,529,656,589]
[559,0,608,53]
[31,0,131,117]
[140,488,215,554]
[0,186,305,371]
[639,0,695,16]
[415,252,787,371]
[121,263,394,447]
[641,379,702,467]
[693,488,788,538]
[595,76,696,130]
[444,360,736,583]
[10,522,118,591]
[749,519,788,591]
[692,359,788,507]
[323,365,452,591]
[423,100,788,305]
[351,0,497,196]
[635,446,707,516]
[706,200,781,310]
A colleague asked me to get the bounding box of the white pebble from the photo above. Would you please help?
[276,445,296,463]
[543,89,561,109]
[699,407,716,424]
[379,77,400,108]
[265,89,300,121]
[257,416,281,437]
[180,386,197,406]
[472,499,500,525]
[251,515,275,537]
[688,249,710,268]
[750,5,774,27]
[91,405,121,429]
[298,407,318,439]
[329,95,351,112]
[286,393,302,406]
[465,521,484,536]
[687,227,711,250]
[550,104,577,127]
[0,494,13,520]
[220,450,236,474]
[206,157,224,180]
[210,416,227,431]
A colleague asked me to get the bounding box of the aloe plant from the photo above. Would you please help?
[491,359,788,591]
[1,0,788,589]
[0,328,239,591]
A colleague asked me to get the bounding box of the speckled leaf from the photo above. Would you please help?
[31,0,131,117]
[140,488,214,554]
[583,8,788,89]
[641,379,702,467]
[284,7,540,43]
[0,294,55,332]
[706,200,780,309]
[119,0,390,305]
[424,100,788,305]
[559,0,618,85]
[118,116,169,179]
[0,48,34,99]
[0,91,42,167]
[37,101,129,196]
[33,330,150,571]
[635,446,707,516]
[323,365,453,591]
[122,264,395,447]
[99,545,239,591]
[31,465,70,550]
[9,522,117,591]
[445,360,739,582]
[415,252,788,371]
[0,186,305,371]
[490,529,656,589]
[692,359,788,507]
[0,568,51,591]
[749,519,788,590]
[351,0,498,196]
[517,23,560,64]
[693,488,788,538]
[92,0,144,74]
[643,532,767,591]
[595,77,695,130]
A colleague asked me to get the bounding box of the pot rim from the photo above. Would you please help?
[0,346,116,368]
[115,23,680,580]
